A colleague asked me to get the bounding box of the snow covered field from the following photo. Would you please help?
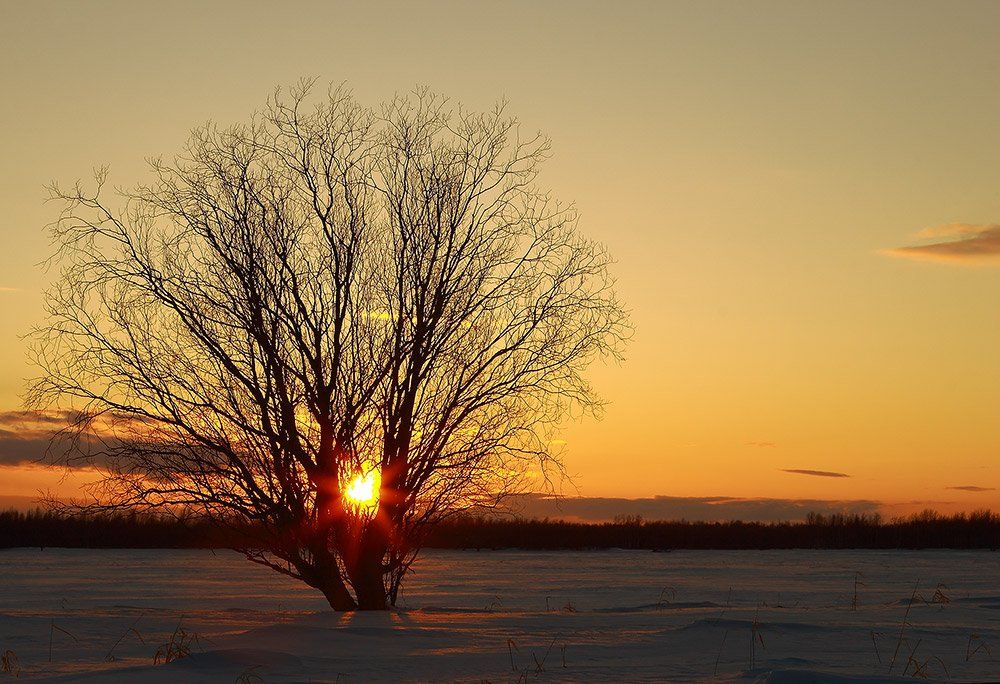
[1,548,998,682]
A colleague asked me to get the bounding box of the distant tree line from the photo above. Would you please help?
[0,509,231,549]
[422,510,1000,550]
[2,508,998,551]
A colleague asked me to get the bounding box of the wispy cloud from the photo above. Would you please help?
[0,286,20,293]
[0,410,77,426]
[746,441,776,448]
[946,485,996,492]
[782,468,850,478]
[883,223,1000,264]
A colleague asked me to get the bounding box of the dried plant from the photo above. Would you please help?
[153,621,200,665]
[1,650,20,678]
[234,665,264,683]
[657,586,677,607]
[966,633,991,661]
[485,596,503,613]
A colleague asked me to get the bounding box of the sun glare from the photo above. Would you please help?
[344,470,381,511]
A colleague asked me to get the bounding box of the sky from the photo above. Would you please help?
[2,0,1000,518]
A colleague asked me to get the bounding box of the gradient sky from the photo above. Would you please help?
[2,1,1000,515]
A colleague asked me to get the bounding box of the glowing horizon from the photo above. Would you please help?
[1,1,999,517]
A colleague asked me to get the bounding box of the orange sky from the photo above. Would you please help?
[2,1,999,516]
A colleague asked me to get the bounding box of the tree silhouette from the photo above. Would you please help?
[28,82,628,610]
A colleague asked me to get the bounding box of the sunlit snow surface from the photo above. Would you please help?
[1,548,998,682]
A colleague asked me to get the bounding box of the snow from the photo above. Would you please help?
[1,548,997,681]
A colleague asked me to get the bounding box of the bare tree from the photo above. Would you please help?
[28,82,629,610]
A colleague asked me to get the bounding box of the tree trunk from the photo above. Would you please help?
[297,551,359,611]
[352,560,389,610]
[320,578,359,611]
[349,527,391,610]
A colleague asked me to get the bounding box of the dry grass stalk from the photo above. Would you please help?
[870,630,883,665]
[532,637,558,673]
[852,571,864,611]
[888,581,919,674]
[105,616,144,662]
[507,638,518,672]
[749,604,765,670]
[714,629,730,676]
[48,621,78,663]
[966,633,991,661]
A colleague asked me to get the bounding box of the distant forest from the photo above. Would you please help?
[2,509,999,550]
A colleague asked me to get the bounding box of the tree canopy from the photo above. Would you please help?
[29,82,629,609]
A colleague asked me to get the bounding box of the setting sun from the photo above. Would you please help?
[344,471,380,511]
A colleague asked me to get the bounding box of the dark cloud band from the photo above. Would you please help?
[505,493,879,523]
[782,469,850,478]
